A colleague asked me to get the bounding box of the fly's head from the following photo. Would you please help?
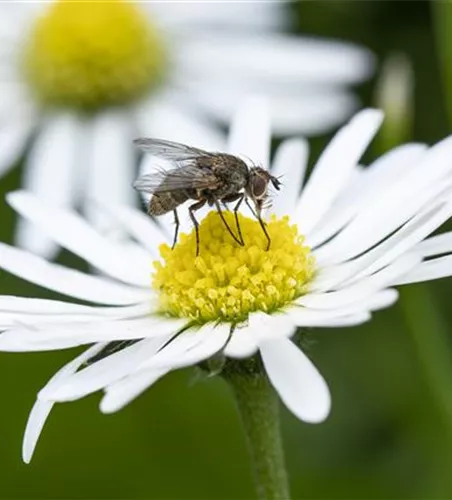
[247,167,281,213]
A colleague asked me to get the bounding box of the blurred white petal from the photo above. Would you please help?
[147,1,287,31]
[176,34,374,85]
[0,119,33,178]
[15,113,85,259]
[227,95,270,168]
[83,110,136,234]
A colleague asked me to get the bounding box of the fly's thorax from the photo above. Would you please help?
[208,155,249,198]
[149,191,189,215]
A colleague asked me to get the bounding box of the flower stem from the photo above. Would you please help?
[399,286,452,441]
[225,369,290,500]
[432,0,452,122]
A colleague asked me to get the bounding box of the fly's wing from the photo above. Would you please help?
[133,138,215,163]
[133,165,219,194]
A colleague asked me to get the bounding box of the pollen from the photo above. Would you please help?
[22,0,166,111]
[152,212,316,324]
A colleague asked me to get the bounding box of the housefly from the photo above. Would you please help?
[133,138,281,256]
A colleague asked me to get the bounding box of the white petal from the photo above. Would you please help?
[289,289,398,321]
[8,191,151,287]
[260,338,331,423]
[367,288,399,310]
[182,78,360,136]
[287,309,371,328]
[44,336,174,402]
[23,343,105,463]
[0,304,151,330]
[136,94,224,151]
[83,110,136,233]
[224,325,259,358]
[139,323,230,371]
[333,143,427,210]
[176,34,374,86]
[0,296,101,314]
[0,296,150,325]
[222,313,297,358]
[0,82,34,118]
[307,143,428,248]
[148,1,286,31]
[100,369,168,414]
[314,136,452,265]
[22,400,53,464]
[262,90,357,136]
[296,109,383,234]
[300,254,421,309]
[395,255,452,285]
[0,316,184,352]
[102,204,170,256]
[415,232,452,257]
[248,312,295,343]
[0,242,149,305]
[269,139,309,217]
[15,113,85,259]
[0,118,33,178]
[0,3,44,41]
[319,181,452,267]
[227,96,270,169]
[341,201,452,286]
[312,201,452,291]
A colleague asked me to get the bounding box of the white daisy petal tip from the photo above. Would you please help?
[352,107,384,128]
[22,399,53,464]
[99,369,168,414]
[259,338,331,424]
[5,189,31,210]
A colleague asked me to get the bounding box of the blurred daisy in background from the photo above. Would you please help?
[2,98,452,463]
[0,0,374,258]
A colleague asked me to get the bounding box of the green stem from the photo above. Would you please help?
[225,369,290,500]
[399,286,452,441]
[432,0,452,122]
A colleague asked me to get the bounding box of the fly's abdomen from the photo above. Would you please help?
[149,191,189,215]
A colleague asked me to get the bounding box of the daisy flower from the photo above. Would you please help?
[3,98,452,465]
[0,0,374,258]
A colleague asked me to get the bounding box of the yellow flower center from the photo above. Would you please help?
[152,212,315,324]
[22,0,166,112]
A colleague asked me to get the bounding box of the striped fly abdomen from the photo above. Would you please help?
[148,190,189,216]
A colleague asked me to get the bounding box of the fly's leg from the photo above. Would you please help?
[171,209,180,249]
[233,194,246,245]
[213,198,244,247]
[245,197,259,219]
[257,213,271,250]
[222,193,245,245]
[247,198,271,251]
[188,199,207,256]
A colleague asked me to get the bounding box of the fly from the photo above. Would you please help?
[133,138,281,256]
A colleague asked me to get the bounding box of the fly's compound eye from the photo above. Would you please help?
[251,174,268,199]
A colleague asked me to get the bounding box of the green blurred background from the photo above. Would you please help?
[2,1,452,498]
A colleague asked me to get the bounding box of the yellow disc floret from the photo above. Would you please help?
[153,212,316,324]
[22,0,166,111]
